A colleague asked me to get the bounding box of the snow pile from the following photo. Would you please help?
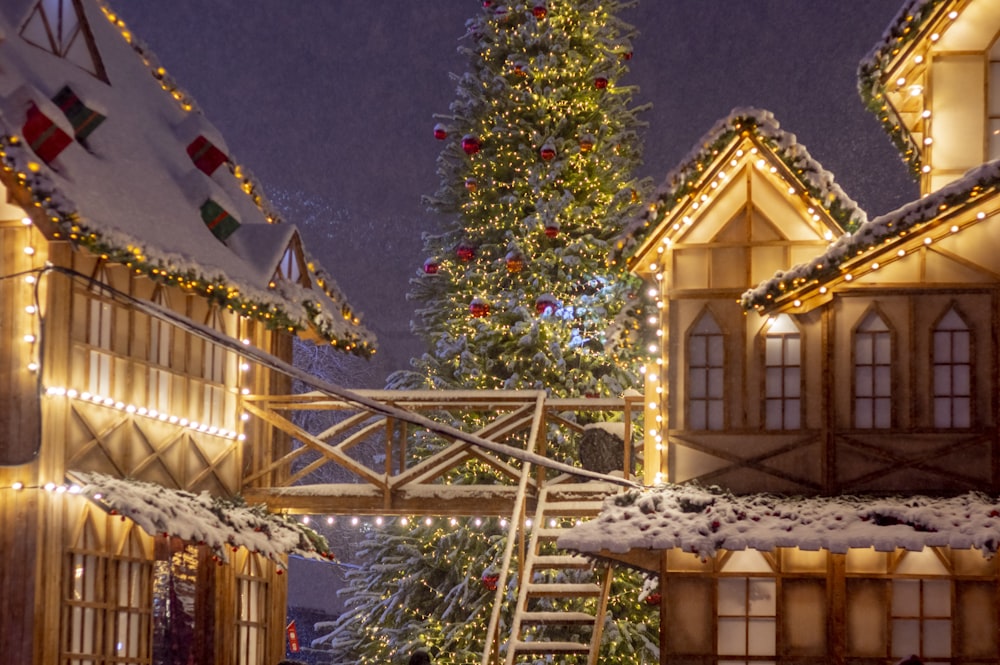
[74,471,332,567]
[615,108,866,260]
[558,483,1000,561]
[741,158,1000,310]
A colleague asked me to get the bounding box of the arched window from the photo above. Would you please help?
[763,314,801,430]
[854,311,891,428]
[687,311,724,430]
[932,307,972,428]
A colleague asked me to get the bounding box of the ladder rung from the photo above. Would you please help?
[531,554,592,570]
[533,527,567,541]
[519,610,595,626]
[510,640,590,655]
[525,582,601,597]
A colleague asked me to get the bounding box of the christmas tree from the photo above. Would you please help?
[316,1,655,663]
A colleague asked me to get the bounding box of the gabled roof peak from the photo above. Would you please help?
[615,108,866,262]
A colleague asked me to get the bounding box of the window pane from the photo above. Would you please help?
[784,401,801,430]
[923,619,952,657]
[893,580,920,612]
[765,337,783,365]
[718,618,747,654]
[718,578,747,615]
[689,403,706,430]
[708,401,724,430]
[690,336,706,364]
[748,579,776,616]
[874,333,891,363]
[856,367,873,397]
[933,331,951,362]
[747,618,776,656]
[892,619,920,657]
[784,368,800,397]
[953,399,971,428]
[874,398,891,428]
[933,366,951,396]
[690,368,707,399]
[856,335,873,364]
[934,398,952,428]
[874,366,891,396]
[708,336,724,365]
[765,368,783,397]
[924,580,951,617]
[856,400,873,429]
[953,365,970,395]
[784,336,800,365]
[953,331,970,363]
[766,400,783,430]
[708,369,724,398]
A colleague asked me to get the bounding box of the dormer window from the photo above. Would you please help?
[271,237,310,288]
[20,0,108,82]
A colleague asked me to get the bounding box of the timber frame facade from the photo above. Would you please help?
[576,1,1000,663]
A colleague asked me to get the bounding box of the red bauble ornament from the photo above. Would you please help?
[455,242,476,262]
[544,221,560,238]
[482,0,493,7]
[422,258,440,274]
[470,299,491,318]
[433,123,447,140]
[535,295,558,315]
[532,3,547,18]
[594,76,609,89]
[644,592,661,605]
[462,135,481,155]
[482,572,499,590]
[540,144,556,161]
[621,51,633,61]
[465,177,478,192]
[505,251,524,273]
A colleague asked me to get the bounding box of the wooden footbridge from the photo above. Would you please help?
[240,387,648,665]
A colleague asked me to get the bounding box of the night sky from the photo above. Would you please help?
[118,1,916,382]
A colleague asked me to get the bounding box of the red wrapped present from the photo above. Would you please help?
[187,135,228,175]
[23,104,72,163]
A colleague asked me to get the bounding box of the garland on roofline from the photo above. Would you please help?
[740,159,1000,311]
[95,1,371,353]
[856,0,950,177]
[614,109,866,262]
[0,133,374,356]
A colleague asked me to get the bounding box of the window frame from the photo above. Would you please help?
[852,308,894,429]
[761,314,803,431]
[686,309,726,431]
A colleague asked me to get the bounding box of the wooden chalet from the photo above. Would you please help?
[558,0,1000,663]
[0,1,374,663]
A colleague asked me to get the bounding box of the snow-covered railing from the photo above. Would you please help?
[241,390,645,516]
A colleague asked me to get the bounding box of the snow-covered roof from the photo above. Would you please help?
[73,471,333,568]
[741,158,1000,311]
[615,108,866,262]
[0,0,373,355]
[558,483,1000,565]
[857,0,953,175]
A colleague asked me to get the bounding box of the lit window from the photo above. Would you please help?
[688,311,724,430]
[891,579,952,660]
[235,551,270,665]
[854,311,891,428]
[932,307,972,428]
[718,577,776,660]
[764,314,801,430]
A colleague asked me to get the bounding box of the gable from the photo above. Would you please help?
[19,0,106,81]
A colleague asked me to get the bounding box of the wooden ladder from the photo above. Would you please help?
[504,487,613,665]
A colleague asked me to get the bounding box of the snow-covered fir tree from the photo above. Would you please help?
[316,1,656,663]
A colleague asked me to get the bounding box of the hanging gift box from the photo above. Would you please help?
[187,135,228,175]
[22,103,72,163]
[52,86,105,141]
[200,198,240,241]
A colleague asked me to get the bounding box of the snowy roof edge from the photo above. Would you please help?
[614,108,867,263]
[740,158,1000,311]
[72,470,335,568]
[856,0,953,175]
[558,483,1000,563]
